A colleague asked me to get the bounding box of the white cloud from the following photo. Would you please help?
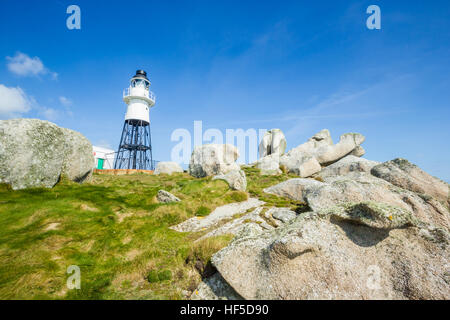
[0,84,32,119]
[59,96,72,107]
[6,52,58,79]
[39,108,59,121]
[0,84,73,121]
[58,96,74,117]
[96,140,113,149]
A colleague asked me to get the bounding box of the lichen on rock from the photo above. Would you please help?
[0,119,94,190]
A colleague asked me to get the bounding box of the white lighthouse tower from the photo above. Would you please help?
[114,70,156,170]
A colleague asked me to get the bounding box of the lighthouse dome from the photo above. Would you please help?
[134,70,147,79]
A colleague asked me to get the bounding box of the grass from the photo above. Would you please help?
[242,166,310,213]
[0,173,242,300]
[0,166,306,300]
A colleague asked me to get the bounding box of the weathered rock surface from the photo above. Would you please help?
[318,155,379,178]
[282,129,333,160]
[265,173,449,230]
[197,207,273,241]
[264,178,324,202]
[157,190,181,203]
[154,161,183,175]
[314,132,365,165]
[0,119,94,190]
[213,169,247,191]
[276,129,364,178]
[191,272,243,300]
[189,144,240,178]
[259,129,286,158]
[170,198,264,232]
[197,207,297,241]
[200,206,298,241]
[269,207,297,224]
[350,145,366,157]
[281,130,365,172]
[277,129,330,176]
[184,131,449,300]
[371,158,449,206]
[255,154,281,175]
[279,153,321,177]
[211,201,450,299]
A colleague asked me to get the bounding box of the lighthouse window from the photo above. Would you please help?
[133,79,146,89]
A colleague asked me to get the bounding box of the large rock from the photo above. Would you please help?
[270,207,297,224]
[318,155,379,178]
[371,158,449,206]
[197,207,273,241]
[259,129,286,158]
[314,133,365,165]
[278,129,365,177]
[264,178,324,202]
[0,119,94,190]
[255,154,281,175]
[282,130,365,171]
[264,173,449,230]
[350,145,365,157]
[60,129,94,183]
[279,153,321,178]
[211,201,450,299]
[154,161,183,175]
[191,272,243,300]
[157,190,181,203]
[213,169,247,191]
[284,129,333,157]
[195,206,297,241]
[189,144,240,178]
[170,198,264,232]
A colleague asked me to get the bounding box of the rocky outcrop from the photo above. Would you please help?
[276,129,365,178]
[318,155,379,178]
[264,172,449,230]
[189,144,240,178]
[157,190,181,203]
[170,198,264,232]
[283,129,333,159]
[180,128,449,300]
[279,153,321,177]
[0,119,94,190]
[197,207,273,241]
[213,169,247,191]
[314,133,365,165]
[270,207,297,224]
[277,129,329,177]
[211,201,450,299]
[259,129,286,158]
[255,154,281,175]
[154,161,183,175]
[264,178,323,203]
[371,158,449,206]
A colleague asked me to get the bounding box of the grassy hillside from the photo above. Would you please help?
[0,168,304,300]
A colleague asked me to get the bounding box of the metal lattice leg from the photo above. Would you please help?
[114,120,153,170]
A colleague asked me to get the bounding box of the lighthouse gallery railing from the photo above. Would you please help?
[123,88,156,102]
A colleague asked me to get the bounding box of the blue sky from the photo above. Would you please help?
[0,0,449,181]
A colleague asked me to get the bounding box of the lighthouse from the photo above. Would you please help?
[114,70,156,170]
